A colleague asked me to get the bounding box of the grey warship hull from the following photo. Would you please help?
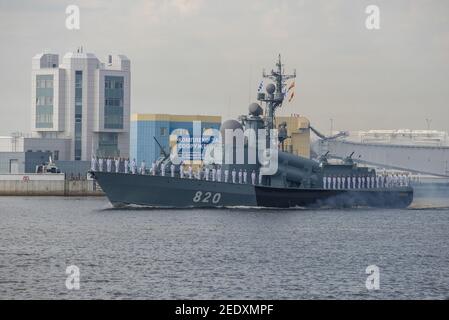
[92,172,414,209]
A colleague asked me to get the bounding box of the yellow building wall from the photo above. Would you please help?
[275,116,311,159]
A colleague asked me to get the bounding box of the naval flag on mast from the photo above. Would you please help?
[284,81,296,102]
[288,91,295,102]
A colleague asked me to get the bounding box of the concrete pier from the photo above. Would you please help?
[0,174,104,196]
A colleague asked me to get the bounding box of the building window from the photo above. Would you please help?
[35,75,54,128]
[53,150,59,161]
[160,127,168,136]
[104,76,124,129]
[97,133,119,157]
[74,71,83,160]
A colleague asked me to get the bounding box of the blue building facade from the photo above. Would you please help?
[130,114,221,165]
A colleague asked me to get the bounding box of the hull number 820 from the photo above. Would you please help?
[193,191,221,204]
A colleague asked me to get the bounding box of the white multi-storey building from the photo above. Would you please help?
[31,49,130,161]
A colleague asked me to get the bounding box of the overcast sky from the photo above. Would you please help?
[0,0,448,135]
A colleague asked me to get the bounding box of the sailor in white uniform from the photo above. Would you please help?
[217,167,222,182]
[205,167,210,181]
[224,169,229,183]
[211,168,216,182]
[188,166,193,179]
[328,176,332,189]
[323,176,327,189]
[139,160,146,174]
[151,161,157,176]
[124,158,129,174]
[91,156,97,171]
[98,158,104,172]
[179,164,184,178]
[170,164,175,178]
[232,168,237,184]
[115,158,120,173]
[332,176,336,189]
[243,170,248,184]
[130,159,136,174]
[337,176,341,189]
[251,170,256,185]
[106,158,112,172]
[161,163,166,177]
[238,169,243,184]
[258,172,263,185]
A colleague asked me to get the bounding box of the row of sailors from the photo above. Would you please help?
[92,157,263,185]
[92,157,130,174]
[175,164,263,185]
[172,165,262,185]
[322,174,411,189]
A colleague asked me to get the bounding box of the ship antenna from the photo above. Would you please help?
[258,54,296,147]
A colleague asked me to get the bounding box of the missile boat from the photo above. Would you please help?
[91,56,413,209]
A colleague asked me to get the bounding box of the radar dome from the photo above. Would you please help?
[220,119,243,133]
[266,83,276,94]
[248,103,263,116]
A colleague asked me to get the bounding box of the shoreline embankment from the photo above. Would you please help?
[0,174,104,196]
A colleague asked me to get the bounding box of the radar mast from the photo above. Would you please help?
[258,54,296,147]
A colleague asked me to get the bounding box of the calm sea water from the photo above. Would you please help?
[0,196,448,300]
